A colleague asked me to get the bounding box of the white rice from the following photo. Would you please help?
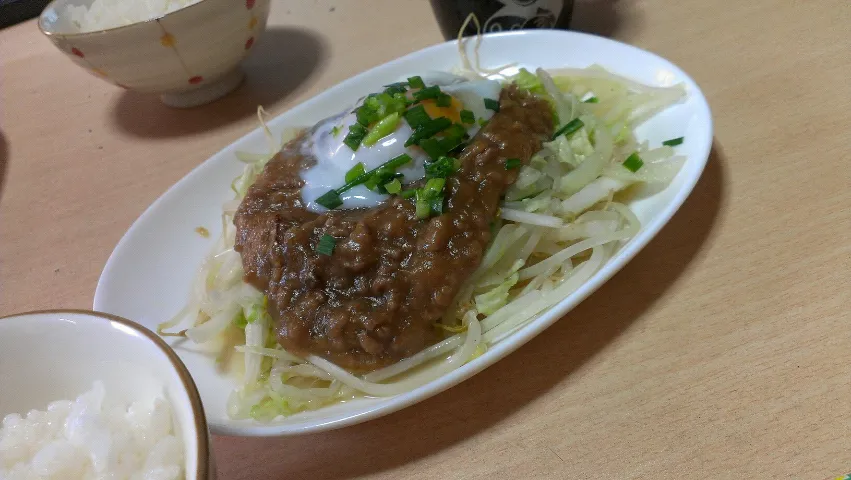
[0,381,184,480]
[64,0,203,32]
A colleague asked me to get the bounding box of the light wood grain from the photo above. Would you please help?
[1,0,849,478]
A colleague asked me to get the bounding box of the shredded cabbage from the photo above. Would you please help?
[512,68,546,95]
[474,260,524,314]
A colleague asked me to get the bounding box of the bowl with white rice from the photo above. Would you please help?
[0,310,213,479]
[37,0,271,107]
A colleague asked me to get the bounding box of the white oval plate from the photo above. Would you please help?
[94,30,713,436]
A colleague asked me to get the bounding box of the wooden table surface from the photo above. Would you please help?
[2,0,849,478]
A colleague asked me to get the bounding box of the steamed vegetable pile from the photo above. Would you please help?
[159,64,687,422]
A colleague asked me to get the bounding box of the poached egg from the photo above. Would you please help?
[301,75,502,212]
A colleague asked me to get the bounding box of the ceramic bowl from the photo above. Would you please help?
[0,310,214,479]
[38,0,271,107]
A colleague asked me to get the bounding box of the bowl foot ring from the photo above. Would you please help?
[160,68,245,108]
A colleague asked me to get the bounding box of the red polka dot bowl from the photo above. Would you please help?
[38,0,271,108]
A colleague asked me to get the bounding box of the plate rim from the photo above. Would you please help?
[94,29,714,436]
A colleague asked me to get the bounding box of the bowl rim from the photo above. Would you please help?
[0,309,211,480]
[38,0,222,38]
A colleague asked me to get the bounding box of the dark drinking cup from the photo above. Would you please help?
[429,0,574,40]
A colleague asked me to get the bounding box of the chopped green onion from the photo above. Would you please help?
[316,234,336,256]
[623,152,644,172]
[390,93,409,110]
[383,82,408,96]
[362,176,379,192]
[404,105,431,129]
[345,163,365,183]
[407,76,425,89]
[418,138,446,160]
[385,153,413,170]
[331,125,341,137]
[356,103,378,126]
[405,116,452,146]
[341,154,410,192]
[429,195,445,215]
[413,85,442,102]
[436,93,452,107]
[337,175,367,194]
[362,112,401,146]
[388,93,409,111]
[415,194,431,219]
[460,109,475,124]
[478,118,489,128]
[443,123,467,140]
[423,177,446,197]
[504,158,521,170]
[662,136,684,146]
[399,189,417,199]
[384,86,407,96]
[359,92,408,126]
[384,178,402,194]
[363,172,383,192]
[417,123,468,160]
[424,156,457,178]
[376,94,406,116]
[320,154,413,209]
[365,171,402,192]
[438,135,465,155]
[315,190,343,209]
[583,96,599,103]
[363,155,411,193]
[552,118,584,140]
[484,98,500,112]
[413,178,447,219]
[441,124,468,150]
[343,123,368,151]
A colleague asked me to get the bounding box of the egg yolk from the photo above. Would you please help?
[421,96,464,124]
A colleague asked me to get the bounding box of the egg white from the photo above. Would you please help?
[301,77,502,212]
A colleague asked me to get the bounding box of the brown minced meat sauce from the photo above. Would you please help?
[234,86,553,372]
